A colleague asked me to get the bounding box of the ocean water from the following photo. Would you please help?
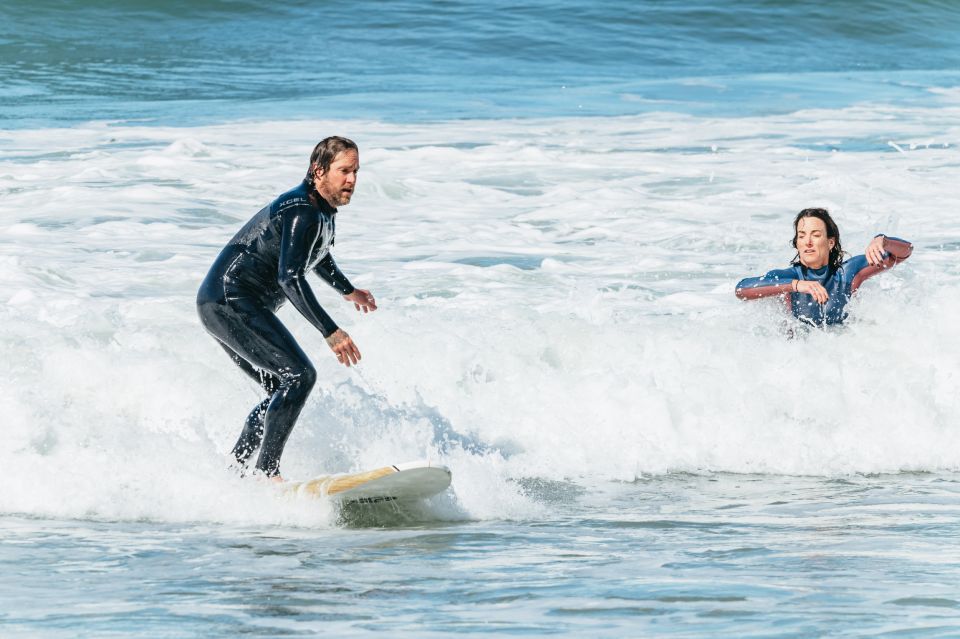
[2,1,960,636]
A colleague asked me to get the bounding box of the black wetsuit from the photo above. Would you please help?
[196,180,354,476]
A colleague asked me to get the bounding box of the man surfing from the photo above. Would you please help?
[196,136,376,479]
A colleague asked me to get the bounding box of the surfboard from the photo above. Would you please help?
[285,460,452,504]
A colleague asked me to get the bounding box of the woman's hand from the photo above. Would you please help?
[344,288,377,313]
[865,235,886,266]
[326,329,362,367]
[795,280,829,304]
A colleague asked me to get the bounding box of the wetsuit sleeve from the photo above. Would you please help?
[313,253,355,295]
[277,205,340,337]
[849,235,913,294]
[735,268,797,300]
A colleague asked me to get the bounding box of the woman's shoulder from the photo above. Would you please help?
[841,253,869,273]
[765,265,800,279]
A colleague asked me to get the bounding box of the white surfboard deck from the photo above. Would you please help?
[285,460,452,504]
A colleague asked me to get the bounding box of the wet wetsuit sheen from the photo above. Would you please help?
[735,235,912,326]
[196,180,354,476]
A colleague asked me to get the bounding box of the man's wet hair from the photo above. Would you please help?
[306,136,358,184]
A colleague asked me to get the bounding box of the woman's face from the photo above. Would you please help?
[795,216,835,269]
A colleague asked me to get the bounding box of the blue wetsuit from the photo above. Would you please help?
[196,180,354,476]
[735,236,912,326]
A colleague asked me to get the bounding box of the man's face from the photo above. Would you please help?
[314,149,359,207]
[795,216,835,269]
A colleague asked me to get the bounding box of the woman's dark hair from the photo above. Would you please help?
[305,136,358,185]
[791,207,844,271]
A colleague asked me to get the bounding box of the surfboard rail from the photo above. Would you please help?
[285,460,452,503]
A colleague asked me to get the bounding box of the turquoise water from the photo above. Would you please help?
[2,1,960,637]
[3,0,960,126]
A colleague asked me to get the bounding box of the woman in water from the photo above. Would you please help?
[735,208,912,326]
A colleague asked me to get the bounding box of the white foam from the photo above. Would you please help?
[1,105,958,524]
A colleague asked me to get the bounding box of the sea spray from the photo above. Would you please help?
[2,107,959,525]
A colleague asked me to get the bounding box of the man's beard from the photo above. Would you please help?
[317,180,351,206]
[331,190,353,206]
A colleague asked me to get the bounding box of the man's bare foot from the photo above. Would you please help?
[253,473,285,484]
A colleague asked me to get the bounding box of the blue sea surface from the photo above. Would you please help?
[2,0,960,127]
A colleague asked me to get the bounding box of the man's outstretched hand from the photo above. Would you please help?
[326,329,362,367]
[344,288,377,313]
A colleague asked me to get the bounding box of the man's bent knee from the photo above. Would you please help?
[298,364,317,392]
[282,363,316,396]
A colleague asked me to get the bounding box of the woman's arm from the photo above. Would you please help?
[735,268,798,300]
[850,235,913,294]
